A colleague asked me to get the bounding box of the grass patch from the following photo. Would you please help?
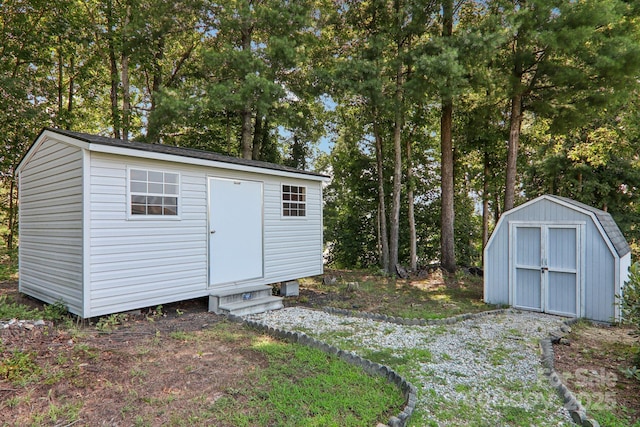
[361,348,410,365]
[488,344,511,366]
[297,269,491,320]
[591,409,640,427]
[207,336,404,427]
[0,295,40,320]
[0,350,42,384]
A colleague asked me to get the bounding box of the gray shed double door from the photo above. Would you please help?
[511,223,582,317]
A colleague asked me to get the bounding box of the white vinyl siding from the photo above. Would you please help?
[19,129,325,318]
[264,180,322,281]
[18,139,84,314]
[88,157,322,316]
[88,154,207,317]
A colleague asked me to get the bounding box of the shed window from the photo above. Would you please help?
[129,169,179,216]
[282,185,306,217]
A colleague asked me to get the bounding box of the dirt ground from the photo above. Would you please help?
[554,321,640,423]
[2,277,640,425]
[0,281,274,426]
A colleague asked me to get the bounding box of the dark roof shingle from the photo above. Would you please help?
[41,127,329,179]
[548,195,631,257]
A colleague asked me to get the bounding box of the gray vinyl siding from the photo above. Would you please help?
[18,139,84,314]
[484,224,510,304]
[88,154,208,317]
[583,232,615,321]
[484,196,623,322]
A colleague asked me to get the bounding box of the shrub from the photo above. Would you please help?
[42,300,68,322]
[620,262,640,366]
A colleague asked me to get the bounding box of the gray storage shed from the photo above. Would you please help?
[484,195,631,322]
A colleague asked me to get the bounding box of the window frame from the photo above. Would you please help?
[127,166,181,220]
[281,183,307,219]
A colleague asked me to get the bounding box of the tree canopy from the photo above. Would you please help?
[2,0,640,270]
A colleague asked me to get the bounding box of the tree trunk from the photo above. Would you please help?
[482,150,490,267]
[252,113,263,160]
[504,92,523,212]
[440,0,455,273]
[240,22,253,159]
[67,55,74,122]
[372,115,389,273]
[226,110,232,154]
[121,53,130,141]
[482,150,490,250]
[145,35,165,143]
[121,4,131,141]
[240,107,253,159]
[57,38,63,118]
[440,99,455,273]
[6,178,15,251]
[407,138,417,271]
[389,57,403,274]
[106,0,121,139]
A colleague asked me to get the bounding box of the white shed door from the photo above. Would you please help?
[512,224,580,317]
[209,177,263,286]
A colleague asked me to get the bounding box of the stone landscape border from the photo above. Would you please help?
[322,306,513,325]
[539,319,601,427]
[228,313,418,427]
[4,307,599,426]
[323,306,600,426]
[234,307,603,427]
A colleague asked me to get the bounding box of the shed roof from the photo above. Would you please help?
[545,195,630,257]
[29,127,329,179]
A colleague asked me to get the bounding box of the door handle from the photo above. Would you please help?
[210,230,216,234]
[541,267,548,272]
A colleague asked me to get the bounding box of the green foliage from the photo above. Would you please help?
[42,300,69,322]
[322,133,379,268]
[0,296,40,320]
[0,247,18,281]
[95,313,128,332]
[619,261,640,395]
[0,350,42,384]
[620,365,640,382]
[146,304,164,321]
[620,264,640,330]
[2,0,640,281]
[621,262,640,366]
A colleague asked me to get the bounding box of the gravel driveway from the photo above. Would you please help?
[246,307,574,426]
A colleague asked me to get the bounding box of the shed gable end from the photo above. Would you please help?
[19,138,84,315]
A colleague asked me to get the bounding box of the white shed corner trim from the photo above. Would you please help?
[18,128,329,318]
[484,195,631,323]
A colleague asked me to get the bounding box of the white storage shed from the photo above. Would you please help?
[484,195,631,322]
[17,128,327,318]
